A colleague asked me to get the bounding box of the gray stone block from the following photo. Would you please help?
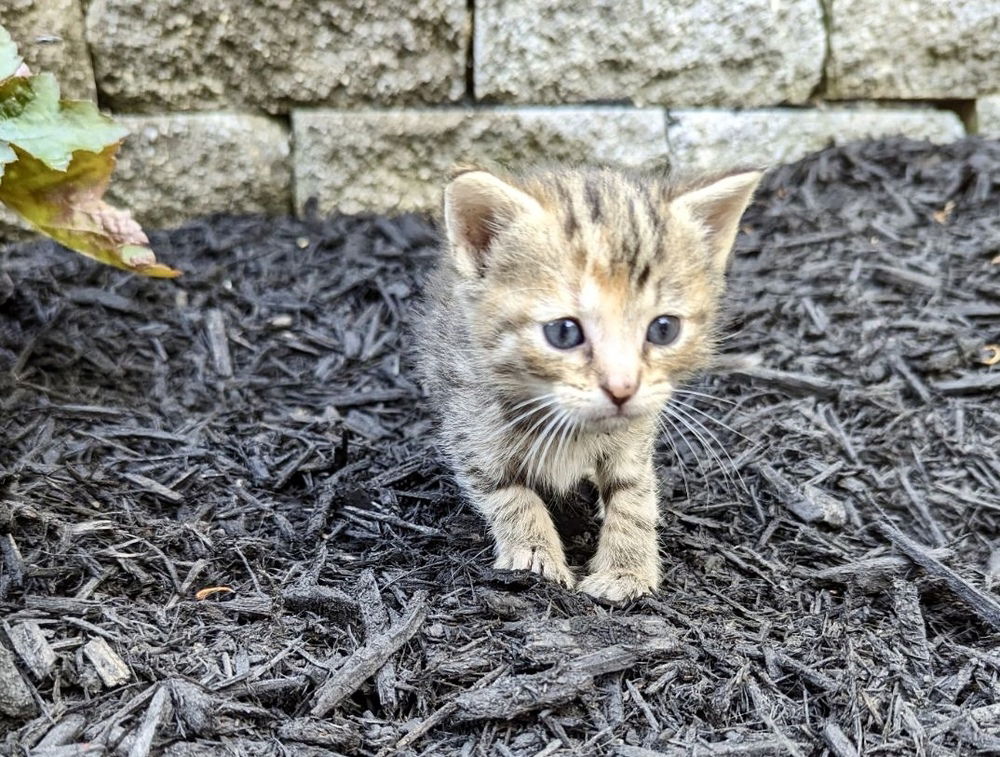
[84,0,468,113]
[108,113,292,229]
[826,0,1000,99]
[292,107,670,215]
[667,108,966,172]
[0,207,35,244]
[977,96,1000,137]
[1,0,96,101]
[475,0,824,106]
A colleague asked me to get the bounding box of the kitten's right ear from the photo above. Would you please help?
[443,170,543,276]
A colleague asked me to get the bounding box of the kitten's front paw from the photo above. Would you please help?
[578,570,657,602]
[494,543,575,588]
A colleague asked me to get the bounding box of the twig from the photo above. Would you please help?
[341,505,443,536]
[757,464,846,527]
[731,366,841,399]
[745,678,805,757]
[452,643,674,723]
[878,522,1000,630]
[822,722,860,757]
[127,685,172,757]
[384,665,509,756]
[310,590,427,716]
[355,569,397,710]
[122,473,184,504]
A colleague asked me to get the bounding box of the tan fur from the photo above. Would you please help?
[416,164,762,601]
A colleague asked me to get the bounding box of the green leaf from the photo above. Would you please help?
[0,144,180,278]
[0,73,127,172]
[0,26,22,82]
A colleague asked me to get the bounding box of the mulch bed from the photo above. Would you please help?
[1,136,999,756]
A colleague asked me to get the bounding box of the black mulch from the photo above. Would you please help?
[1,136,1000,756]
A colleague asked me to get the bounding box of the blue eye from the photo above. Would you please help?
[543,318,584,349]
[647,315,681,346]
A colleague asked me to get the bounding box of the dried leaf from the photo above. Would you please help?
[0,25,176,277]
[0,144,180,277]
[195,586,235,600]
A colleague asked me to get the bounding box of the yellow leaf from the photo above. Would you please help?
[0,143,180,278]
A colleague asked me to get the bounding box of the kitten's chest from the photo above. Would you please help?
[527,430,621,494]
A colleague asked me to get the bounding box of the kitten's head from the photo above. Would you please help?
[442,165,762,430]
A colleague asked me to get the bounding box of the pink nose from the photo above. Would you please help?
[601,379,637,407]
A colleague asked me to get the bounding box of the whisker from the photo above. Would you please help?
[668,403,752,501]
[520,406,561,482]
[553,412,577,469]
[495,395,561,433]
[715,326,751,343]
[657,411,711,480]
[655,414,693,503]
[536,410,572,482]
[517,405,558,453]
[536,410,570,483]
[670,397,752,443]
[662,404,741,497]
[672,387,738,407]
[506,393,559,413]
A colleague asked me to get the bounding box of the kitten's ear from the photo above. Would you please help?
[443,170,543,275]
[670,170,764,269]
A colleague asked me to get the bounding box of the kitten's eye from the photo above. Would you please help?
[543,318,585,349]
[647,315,681,346]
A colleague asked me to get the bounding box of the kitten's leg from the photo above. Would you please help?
[578,454,660,602]
[477,484,575,588]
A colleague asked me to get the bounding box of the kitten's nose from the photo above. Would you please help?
[601,379,637,407]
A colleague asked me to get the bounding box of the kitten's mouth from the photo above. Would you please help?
[590,408,638,426]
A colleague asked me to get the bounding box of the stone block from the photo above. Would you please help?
[0,207,34,244]
[977,96,1000,137]
[108,113,292,229]
[1,0,96,101]
[292,107,669,215]
[826,0,1000,99]
[667,108,966,173]
[475,0,824,107]
[85,0,467,113]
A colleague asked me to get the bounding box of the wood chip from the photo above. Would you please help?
[5,620,56,679]
[82,637,131,688]
[205,308,233,378]
[0,644,36,718]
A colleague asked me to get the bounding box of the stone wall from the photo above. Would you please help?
[1,0,998,229]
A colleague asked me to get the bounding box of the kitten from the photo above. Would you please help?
[416,165,762,601]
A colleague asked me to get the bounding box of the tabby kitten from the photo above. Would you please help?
[417,165,762,601]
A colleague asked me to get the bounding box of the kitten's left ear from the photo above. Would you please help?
[670,170,764,270]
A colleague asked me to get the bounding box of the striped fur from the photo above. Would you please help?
[416,165,762,601]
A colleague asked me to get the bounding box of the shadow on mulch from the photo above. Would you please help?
[1,136,999,756]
